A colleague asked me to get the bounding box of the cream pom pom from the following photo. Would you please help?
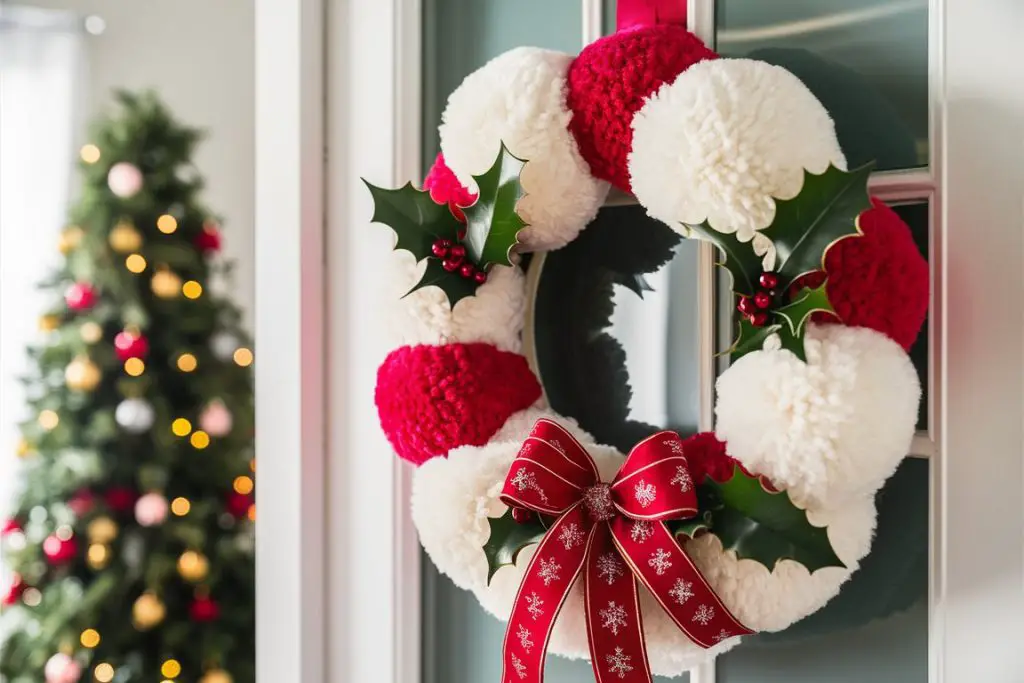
[629,58,846,242]
[439,47,609,252]
[715,324,920,509]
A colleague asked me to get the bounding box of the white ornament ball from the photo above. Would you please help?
[210,332,239,361]
[134,493,169,527]
[44,653,82,683]
[107,162,144,199]
[115,398,155,433]
[199,400,233,437]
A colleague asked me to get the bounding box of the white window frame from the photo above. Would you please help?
[254,0,1024,681]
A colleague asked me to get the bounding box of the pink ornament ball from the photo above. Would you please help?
[199,400,234,437]
[65,282,97,312]
[42,534,77,565]
[134,492,169,527]
[107,162,144,198]
[45,653,82,683]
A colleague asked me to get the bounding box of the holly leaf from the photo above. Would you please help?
[667,511,713,541]
[363,180,462,258]
[770,281,836,362]
[463,143,528,268]
[705,465,844,572]
[403,258,477,308]
[729,317,783,363]
[760,162,873,290]
[483,508,546,584]
[684,221,764,296]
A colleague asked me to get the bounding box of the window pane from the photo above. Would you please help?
[716,457,929,683]
[890,202,930,431]
[716,0,928,171]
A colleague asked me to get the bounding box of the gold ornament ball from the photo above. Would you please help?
[151,269,182,299]
[87,543,110,570]
[39,315,61,332]
[65,356,102,392]
[177,550,209,582]
[58,226,84,254]
[132,592,165,629]
[108,221,142,253]
[200,670,233,683]
[87,517,119,544]
[80,321,104,344]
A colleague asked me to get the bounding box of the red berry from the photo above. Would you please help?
[753,291,773,310]
[459,263,475,279]
[737,296,756,316]
[473,270,488,285]
[511,507,534,525]
[751,312,769,327]
[759,272,779,290]
[431,239,451,258]
[442,258,460,272]
[449,244,466,262]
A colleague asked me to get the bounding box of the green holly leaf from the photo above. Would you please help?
[463,143,528,268]
[729,317,783,363]
[770,282,837,362]
[404,258,477,307]
[706,465,844,572]
[684,221,764,296]
[668,511,713,541]
[483,508,546,585]
[363,180,462,257]
[760,162,873,290]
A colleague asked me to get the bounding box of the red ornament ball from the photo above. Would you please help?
[64,282,97,312]
[566,25,718,191]
[195,223,223,253]
[3,574,25,606]
[226,491,253,519]
[1,519,22,536]
[376,343,542,465]
[42,534,77,565]
[113,330,149,361]
[794,197,929,350]
[190,596,220,622]
[67,489,96,517]
[423,153,477,223]
[104,487,137,513]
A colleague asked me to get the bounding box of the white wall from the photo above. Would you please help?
[22,0,256,316]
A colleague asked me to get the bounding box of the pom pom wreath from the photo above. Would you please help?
[376,343,542,465]
[715,323,919,509]
[629,58,846,242]
[384,251,527,353]
[566,24,717,192]
[439,47,609,252]
[423,152,477,223]
[411,429,877,675]
[796,198,929,351]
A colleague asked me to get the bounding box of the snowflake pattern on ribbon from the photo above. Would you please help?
[693,604,715,626]
[599,601,628,636]
[714,629,732,642]
[630,520,654,544]
[596,553,625,585]
[557,522,585,550]
[606,647,634,679]
[525,592,545,620]
[648,548,673,576]
[511,652,527,679]
[538,557,562,586]
[582,484,615,521]
[548,439,565,454]
[663,438,685,455]
[669,578,694,606]
[670,465,693,493]
[511,467,550,504]
[517,624,534,653]
[633,480,657,508]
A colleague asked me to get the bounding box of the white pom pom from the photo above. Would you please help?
[107,162,144,198]
[629,58,846,243]
[440,47,609,252]
[715,324,920,509]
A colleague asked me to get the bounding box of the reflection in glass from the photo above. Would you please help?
[716,0,928,170]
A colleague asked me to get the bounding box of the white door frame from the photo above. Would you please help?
[253,0,1024,681]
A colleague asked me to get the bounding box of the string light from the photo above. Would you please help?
[171,497,191,516]
[87,544,109,568]
[125,254,147,273]
[177,353,198,372]
[247,504,256,522]
[171,418,192,437]
[233,348,253,367]
[80,321,103,343]
[94,662,115,683]
[182,280,203,299]
[249,459,256,473]
[232,476,254,495]
[80,144,101,164]
[156,214,178,234]
[80,628,101,648]
[161,659,182,678]
[38,410,59,430]
[124,358,145,376]
[190,431,210,449]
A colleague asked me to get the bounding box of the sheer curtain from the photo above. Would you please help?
[0,6,86,508]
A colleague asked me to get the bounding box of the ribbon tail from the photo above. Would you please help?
[609,518,753,648]
[501,505,592,683]
[584,523,652,683]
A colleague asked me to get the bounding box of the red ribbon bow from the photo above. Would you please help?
[616,0,687,32]
[499,419,752,683]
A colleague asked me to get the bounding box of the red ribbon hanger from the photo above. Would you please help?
[616,0,687,32]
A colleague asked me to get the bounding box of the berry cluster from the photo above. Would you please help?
[736,272,779,327]
[432,238,488,284]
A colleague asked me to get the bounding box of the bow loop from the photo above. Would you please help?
[611,432,698,521]
[501,420,599,515]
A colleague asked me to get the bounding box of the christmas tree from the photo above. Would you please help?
[1,92,254,683]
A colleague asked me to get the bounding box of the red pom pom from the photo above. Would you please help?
[195,222,222,253]
[65,282,97,312]
[682,432,741,484]
[226,491,253,518]
[114,330,149,361]
[423,153,477,223]
[190,596,220,622]
[376,343,542,466]
[566,25,717,191]
[3,574,25,606]
[794,197,928,350]
[42,534,77,565]
[104,487,137,513]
